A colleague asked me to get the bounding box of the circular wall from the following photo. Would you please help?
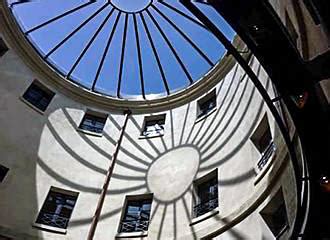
[0,3,302,240]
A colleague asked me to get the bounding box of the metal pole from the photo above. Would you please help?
[87,110,131,240]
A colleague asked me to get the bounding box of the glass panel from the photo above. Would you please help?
[197,90,216,118]
[258,126,272,153]
[22,82,54,112]
[36,188,78,229]
[79,113,107,134]
[0,165,9,182]
[8,0,235,98]
[198,96,216,118]
[194,176,218,217]
[142,116,165,137]
[120,198,152,233]
[0,38,9,57]
[271,203,288,236]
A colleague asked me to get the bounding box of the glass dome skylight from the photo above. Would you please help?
[7,0,235,99]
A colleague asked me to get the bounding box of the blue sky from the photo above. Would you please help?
[9,0,235,98]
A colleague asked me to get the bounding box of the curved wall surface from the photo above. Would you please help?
[0,3,307,240]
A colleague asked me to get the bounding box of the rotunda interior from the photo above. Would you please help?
[0,0,329,240]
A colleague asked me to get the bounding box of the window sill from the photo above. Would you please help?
[115,231,148,238]
[19,96,45,115]
[138,133,164,140]
[76,128,103,137]
[254,151,276,185]
[195,108,217,124]
[32,223,67,234]
[275,224,289,239]
[190,207,219,226]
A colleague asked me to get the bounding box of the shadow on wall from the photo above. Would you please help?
[0,58,278,240]
[0,73,42,239]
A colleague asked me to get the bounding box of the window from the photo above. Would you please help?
[119,195,153,233]
[197,89,216,119]
[22,81,55,112]
[251,114,276,172]
[35,187,78,231]
[141,114,165,138]
[0,38,8,57]
[260,188,289,238]
[78,111,108,134]
[193,170,218,218]
[0,165,9,182]
[0,235,12,240]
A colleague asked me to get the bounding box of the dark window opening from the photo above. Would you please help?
[35,187,78,230]
[0,235,12,240]
[197,89,216,119]
[78,111,108,134]
[193,170,218,218]
[251,114,276,172]
[22,81,55,112]
[0,165,9,182]
[0,38,8,57]
[141,114,165,137]
[119,196,153,233]
[260,188,289,238]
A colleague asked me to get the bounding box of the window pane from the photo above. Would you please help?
[194,173,218,218]
[0,165,9,182]
[23,82,55,112]
[142,115,165,137]
[120,198,152,233]
[36,188,78,229]
[197,90,216,118]
[79,113,107,134]
[0,38,8,57]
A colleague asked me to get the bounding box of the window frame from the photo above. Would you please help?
[196,89,217,122]
[250,114,277,178]
[0,164,9,183]
[33,186,79,234]
[191,169,219,223]
[77,110,108,137]
[0,235,12,240]
[21,80,55,113]
[0,38,9,57]
[117,194,153,238]
[140,114,166,139]
[260,188,289,239]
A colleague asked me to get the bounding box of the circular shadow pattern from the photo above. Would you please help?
[147,145,200,203]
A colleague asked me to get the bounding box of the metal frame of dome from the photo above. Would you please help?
[1,0,248,113]
[5,0,237,100]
